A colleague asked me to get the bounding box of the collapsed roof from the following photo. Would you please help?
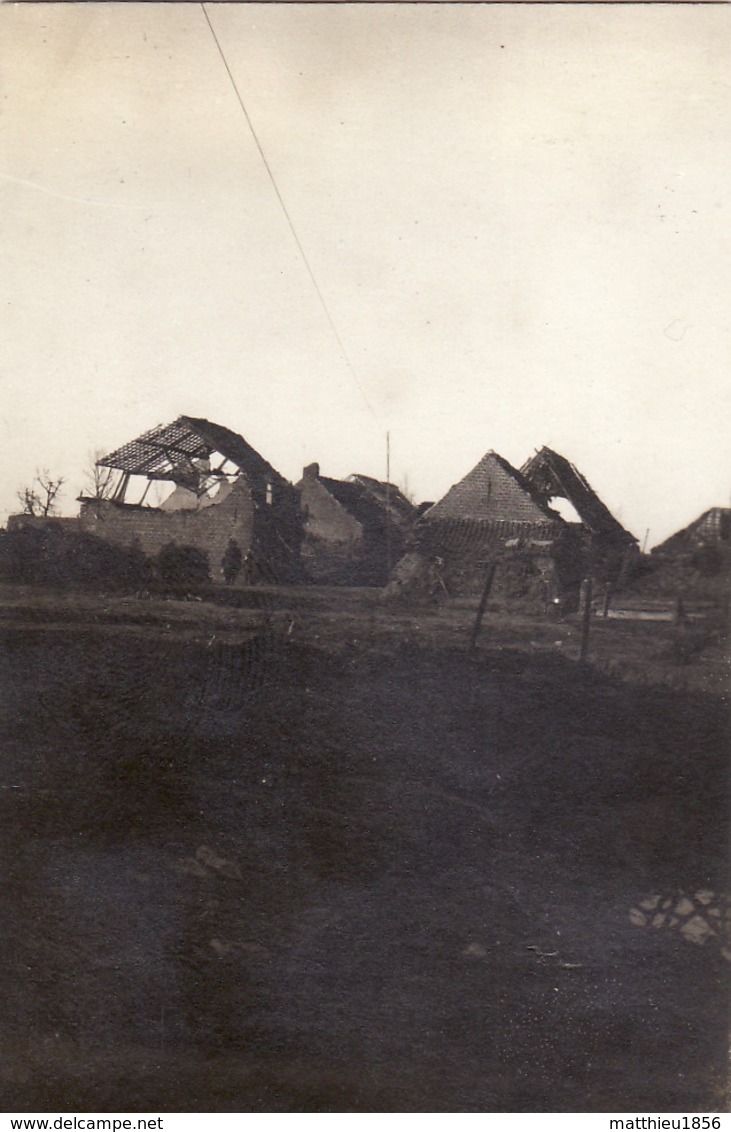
[97,415,289,492]
[318,473,415,531]
[521,446,635,542]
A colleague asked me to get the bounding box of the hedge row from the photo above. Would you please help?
[0,525,211,591]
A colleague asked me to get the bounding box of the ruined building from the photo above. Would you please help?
[297,463,417,585]
[390,447,635,606]
[78,416,302,582]
[645,506,731,595]
[392,450,570,603]
[521,446,638,584]
[653,507,731,555]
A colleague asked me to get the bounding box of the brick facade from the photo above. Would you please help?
[78,480,253,580]
[296,464,364,584]
[425,451,559,525]
[299,464,364,542]
[78,477,302,582]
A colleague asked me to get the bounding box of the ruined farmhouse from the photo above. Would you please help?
[390,446,636,606]
[521,446,638,582]
[77,416,303,582]
[297,463,417,585]
[393,450,570,604]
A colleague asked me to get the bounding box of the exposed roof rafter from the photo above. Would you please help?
[97,415,290,489]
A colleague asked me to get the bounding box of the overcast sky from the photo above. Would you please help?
[1,2,729,546]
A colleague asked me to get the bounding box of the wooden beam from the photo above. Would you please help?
[112,472,130,503]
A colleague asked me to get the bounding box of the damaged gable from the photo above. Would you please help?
[391,450,570,604]
[393,447,637,606]
[521,446,635,544]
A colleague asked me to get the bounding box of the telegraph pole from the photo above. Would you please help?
[386,431,392,576]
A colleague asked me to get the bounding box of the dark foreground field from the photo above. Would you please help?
[0,586,728,1111]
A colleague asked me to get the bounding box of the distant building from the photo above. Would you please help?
[297,462,417,585]
[77,415,302,582]
[653,507,731,554]
[621,507,731,603]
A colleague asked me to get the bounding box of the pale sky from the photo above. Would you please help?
[1,2,729,546]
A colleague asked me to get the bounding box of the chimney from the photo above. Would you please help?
[303,462,320,480]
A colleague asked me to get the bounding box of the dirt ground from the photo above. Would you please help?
[0,583,728,1112]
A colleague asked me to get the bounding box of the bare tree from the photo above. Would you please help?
[16,485,42,516]
[16,469,65,517]
[84,450,116,501]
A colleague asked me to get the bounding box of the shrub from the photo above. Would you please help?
[0,523,153,590]
[155,542,211,589]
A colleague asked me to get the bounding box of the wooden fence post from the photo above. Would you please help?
[579,575,593,662]
[673,594,687,626]
[469,562,497,651]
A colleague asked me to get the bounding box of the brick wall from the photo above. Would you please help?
[428,452,554,525]
[298,466,364,544]
[297,465,366,583]
[79,480,255,580]
[410,517,562,599]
